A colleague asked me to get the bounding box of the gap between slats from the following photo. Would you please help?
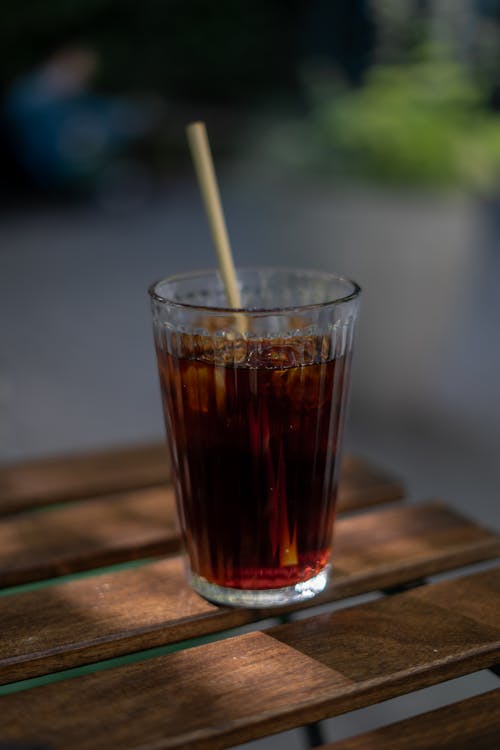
[318,687,500,750]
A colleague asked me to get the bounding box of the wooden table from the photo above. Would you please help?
[0,443,499,749]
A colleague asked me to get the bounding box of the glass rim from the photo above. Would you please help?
[148,266,361,314]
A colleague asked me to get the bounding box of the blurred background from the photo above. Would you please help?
[1,1,499,745]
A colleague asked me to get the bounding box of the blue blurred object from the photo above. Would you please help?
[4,46,152,192]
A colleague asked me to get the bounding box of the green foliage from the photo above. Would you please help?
[267,56,500,191]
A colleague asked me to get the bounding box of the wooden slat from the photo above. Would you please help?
[321,688,500,750]
[1,502,498,684]
[0,444,404,516]
[1,568,500,749]
[338,456,405,511]
[0,459,404,588]
[0,442,170,514]
[0,487,180,587]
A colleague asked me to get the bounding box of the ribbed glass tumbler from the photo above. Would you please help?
[149,268,360,607]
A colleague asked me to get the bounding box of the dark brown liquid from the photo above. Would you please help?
[157,338,351,590]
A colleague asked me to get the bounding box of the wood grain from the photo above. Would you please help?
[0,442,170,514]
[0,458,404,588]
[0,502,498,684]
[321,688,500,750]
[1,568,499,750]
[337,455,405,511]
[0,487,180,587]
[0,443,404,516]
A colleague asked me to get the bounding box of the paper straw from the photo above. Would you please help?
[186,121,242,309]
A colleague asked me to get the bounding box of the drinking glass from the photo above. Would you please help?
[149,267,360,607]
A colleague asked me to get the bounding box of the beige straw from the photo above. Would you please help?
[186,121,242,310]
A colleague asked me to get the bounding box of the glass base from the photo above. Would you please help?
[189,565,330,608]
